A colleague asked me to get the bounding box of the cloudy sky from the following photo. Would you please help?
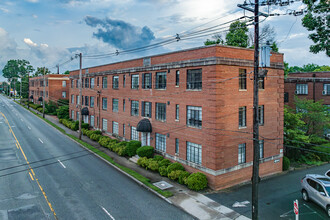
[0,0,328,80]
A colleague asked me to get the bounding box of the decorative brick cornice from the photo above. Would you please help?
[285,78,330,83]
[70,57,284,79]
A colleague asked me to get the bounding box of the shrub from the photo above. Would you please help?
[125,140,141,157]
[98,136,111,147]
[153,155,164,162]
[147,160,159,172]
[159,159,171,168]
[178,171,191,185]
[159,166,168,177]
[168,170,184,181]
[81,123,89,129]
[70,121,79,131]
[283,156,290,171]
[186,172,208,191]
[37,107,44,113]
[90,134,102,142]
[137,157,149,168]
[93,130,102,135]
[167,162,185,174]
[137,146,154,158]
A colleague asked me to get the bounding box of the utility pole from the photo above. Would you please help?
[20,76,22,104]
[78,53,82,140]
[252,0,260,219]
[28,72,30,109]
[42,67,46,118]
[56,64,59,75]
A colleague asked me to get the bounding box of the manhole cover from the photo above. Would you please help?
[153,181,173,190]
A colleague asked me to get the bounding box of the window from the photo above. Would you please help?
[123,75,126,88]
[76,80,78,88]
[131,126,139,141]
[323,84,330,95]
[102,77,107,89]
[102,118,107,131]
[258,78,264,89]
[175,138,179,154]
[176,70,180,86]
[155,133,166,152]
[85,78,89,88]
[123,99,126,112]
[76,111,80,121]
[259,140,264,159]
[61,92,66,98]
[187,69,202,90]
[112,99,118,112]
[71,80,73,88]
[102,98,107,110]
[46,79,48,87]
[131,74,139,89]
[113,76,119,89]
[62,81,66,87]
[90,78,95,89]
[187,106,202,128]
[76,95,80,105]
[284,92,289,103]
[83,115,89,124]
[97,77,99,87]
[90,115,94,127]
[71,95,74,104]
[239,107,246,128]
[131,100,139,116]
[238,143,246,164]
[155,72,166,89]
[239,69,247,90]
[142,73,152,89]
[82,96,84,105]
[156,103,166,121]
[90,96,94,108]
[175,104,179,120]
[258,105,264,126]
[187,142,201,165]
[123,124,126,137]
[296,84,308,95]
[71,110,74,120]
[84,96,88,106]
[142,101,152,118]
[112,121,119,135]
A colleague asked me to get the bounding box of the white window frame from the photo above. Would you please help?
[131,126,139,141]
[323,84,330,95]
[187,141,202,165]
[296,84,308,95]
[90,115,95,128]
[155,133,166,152]
[62,81,66,87]
[187,106,202,128]
[112,98,119,112]
[71,95,74,104]
[62,91,66,98]
[131,75,139,89]
[238,143,246,164]
[102,118,108,131]
[259,140,264,159]
[112,121,119,135]
[239,106,246,128]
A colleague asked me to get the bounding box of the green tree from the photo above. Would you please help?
[302,0,329,56]
[225,21,249,48]
[271,42,279,52]
[284,63,330,74]
[204,34,224,46]
[295,97,330,136]
[33,67,51,76]
[63,70,70,75]
[2,59,34,79]
[314,65,330,72]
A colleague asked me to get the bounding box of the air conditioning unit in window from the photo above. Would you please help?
[322,90,327,95]
[294,90,300,95]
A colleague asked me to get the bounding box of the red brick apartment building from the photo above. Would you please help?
[284,72,330,109]
[69,45,284,190]
[29,74,69,104]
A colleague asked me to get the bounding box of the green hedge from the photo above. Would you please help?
[90,134,102,142]
[137,157,149,168]
[167,162,185,174]
[178,171,191,185]
[283,156,290,171]
[186,172,208,191]
[159,166,168,177]
[153,155,164,162]
[147,160,159,172]
[137,146,154,158]
[168,170,184,181]
[126,140,141,157]
[159,159,171,168]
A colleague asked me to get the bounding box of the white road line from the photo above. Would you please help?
[101,206,115,220]
[303,204,323,218]
[28,126,31,130]
[57,160,66,168]
[38,138,43,144]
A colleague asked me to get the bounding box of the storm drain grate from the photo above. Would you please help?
[153,181,173,190]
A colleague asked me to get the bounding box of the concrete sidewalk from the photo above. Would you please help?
[28,106,250,220]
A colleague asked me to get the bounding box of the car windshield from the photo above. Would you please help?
[325,187,330,196]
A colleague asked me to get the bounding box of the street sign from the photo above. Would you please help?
[294,200,299,220]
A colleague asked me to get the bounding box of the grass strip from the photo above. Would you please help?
[15,100,173,198]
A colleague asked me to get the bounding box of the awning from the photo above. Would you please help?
[38,97,43,101]
[137,118,152,133]
[81,107,89,115]
[29,95,33,99]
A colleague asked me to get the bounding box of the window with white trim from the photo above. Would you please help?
[90,96,94,108]
[155,133,166,152]
[131,126,139,141]
[141,101,152,118]
[71,95,74,104]
[131,74,139,89]
[296,84,308,95]
[259,140,264,159]
[142,73,152,89]
[239,69,247,90]
[71,110,74,120]
[175,138,179,154]
[102,77,107,89]
[238,143,246,164]
[90,115,94,127]
[131,100,139,116]
[323,84,330,95]
[90,78,95,89]
[239,106,246,128]
[187,141,201,165]
[112,121,119,135]
[176,104,179,120]
[102,98,107,110]
[156,103,166,121]
[112,99,118,112]
[155,72,166,89]
[102,118,107,131]
[113,76,119,89]
[187,69,202,90]
[187,106,202,128]
[62,81,66,87]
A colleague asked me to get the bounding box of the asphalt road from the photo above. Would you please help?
[0,95,193,220]
[206,163,330,219]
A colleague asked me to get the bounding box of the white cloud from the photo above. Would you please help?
[32,14,38,19]
[24,38,37,47]
[26,0,39,3]
[0,7,9,13]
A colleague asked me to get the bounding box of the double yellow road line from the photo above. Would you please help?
[0,112,58,220]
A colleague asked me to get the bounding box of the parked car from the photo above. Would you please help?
[325,170,330,178]
[301,174,330,217]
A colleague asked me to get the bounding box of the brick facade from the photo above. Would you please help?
[284,72,330,109]
[69,45,284,190]
[29,74,69,104]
